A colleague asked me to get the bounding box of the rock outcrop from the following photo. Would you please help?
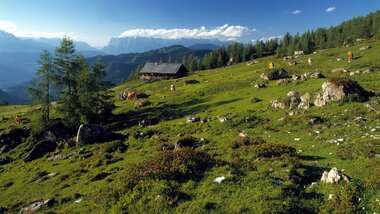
[19,198,54,213]
[321,167,350,184]
[314,79,373,107]
[0,127,30,154]
[260,68,289,81]
[24,140,57,162]
[76,124,111,145]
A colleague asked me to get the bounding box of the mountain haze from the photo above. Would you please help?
[102,37,228,54]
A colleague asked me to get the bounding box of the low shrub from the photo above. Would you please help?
[249,143,297,158]
[319,184,361,213]
[337,139,380,160]
[104,141,128,153]
[230,136,266,149]
[110,180,188,213]
[126,148,213,186]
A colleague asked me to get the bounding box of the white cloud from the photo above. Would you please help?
[119,24,255,41]
[326,7,336,13]
[0,20,73,39]
[292,10,302,15]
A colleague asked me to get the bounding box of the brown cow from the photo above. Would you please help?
[15,115,22,124]
[127,92,137,100]
[347,51,354,61]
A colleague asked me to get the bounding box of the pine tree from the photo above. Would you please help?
[53,36,80,129]
[28,50,54,131]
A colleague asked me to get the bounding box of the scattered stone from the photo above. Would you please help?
[310,72,325,79]
[321,167,350,184]
[298,93,312,109]
[328,194,334,200]
[214,176,226,183]
[47,154,67,162]
[292,75,301,80]
[138,118,159,127]
[250,97,262,103]
[217,115,228,123]
[239,132,248,138]
[76,124,111,145]
[201,117,210,123]
[260,68,289,81]
[24,140,57,162]
[363,69,372,74]
[48,172,57,177]
[187,116,200,123]
[19,198,54,213]
[331,68,348,73]
[336,58,343,61]
[254,83,266,88]
[276,79,291,85]
[75,198,82,203]
[359,46,371,51]
[354,116,367,123]
[308,116,323,125]
[288,61,297,66]
[271,100,287,109]
[287,91,301,109]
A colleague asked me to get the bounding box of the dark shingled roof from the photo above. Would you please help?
[140,63,184,74]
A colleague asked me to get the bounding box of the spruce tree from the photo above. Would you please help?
[54,36,80,129]
[28,50,54,131]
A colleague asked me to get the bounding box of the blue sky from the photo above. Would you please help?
[0,0,379,47]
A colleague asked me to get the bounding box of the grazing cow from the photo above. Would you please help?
[127,91,137,100]
[347,51,354,61]
[308,58,313,66]
[15,115,22,124]
[268,62,274,69]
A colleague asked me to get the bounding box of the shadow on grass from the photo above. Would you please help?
[109,97,242,131]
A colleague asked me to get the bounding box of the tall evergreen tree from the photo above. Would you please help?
[53,36,80,129]
[28,50,54,131]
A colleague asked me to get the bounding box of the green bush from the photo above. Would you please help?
[319,184,360,213]
[126,148,214,186]
[336,139,380,160]
[104,141,128,153]
[111,180,187,213]
[249,143,297,158]
[230,136,266,149]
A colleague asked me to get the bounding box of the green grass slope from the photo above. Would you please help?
[1,40,380,213]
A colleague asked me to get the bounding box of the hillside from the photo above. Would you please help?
[0,89,11,104]
[0,38,379,213]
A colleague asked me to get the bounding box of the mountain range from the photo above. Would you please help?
[0,30,222,104]
[102,37,226,54]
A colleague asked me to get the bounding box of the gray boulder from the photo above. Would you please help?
[260,68,289,81]
[314,80,372,107]
[24,140,57,162]
[19,198,54,213]
[76,124,111,145]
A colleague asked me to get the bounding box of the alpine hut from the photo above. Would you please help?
[139,62,188,82]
